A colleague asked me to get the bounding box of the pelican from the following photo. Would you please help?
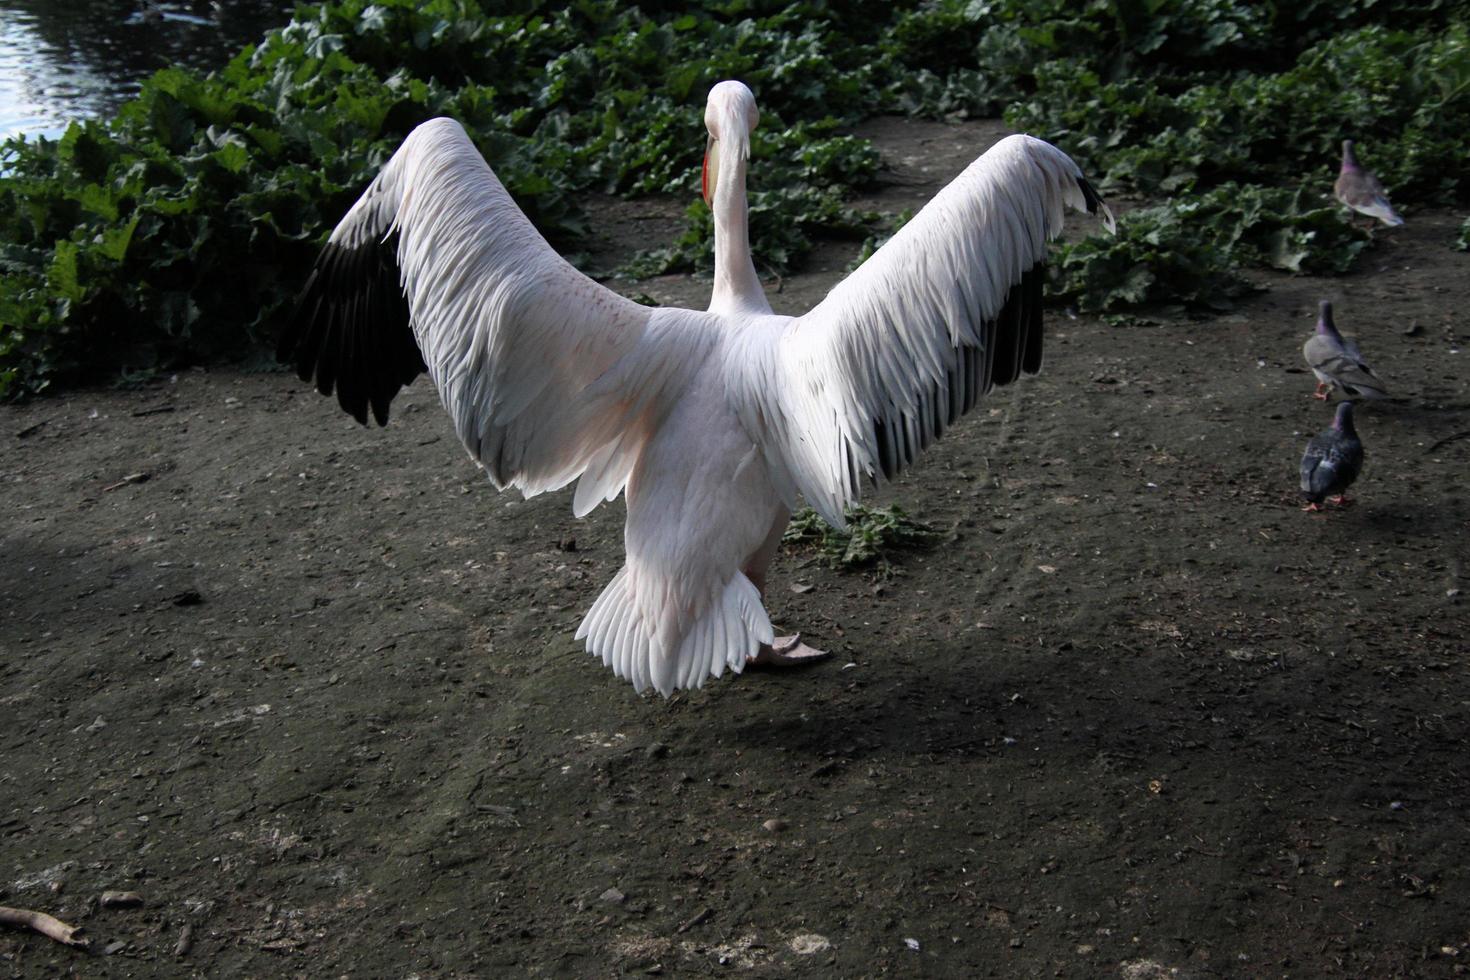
[278,80,1114,697]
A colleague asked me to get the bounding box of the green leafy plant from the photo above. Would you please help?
[620,119,883,277]
[2,0,1468,399]
[0,0,915,398]
[1050,183,1368,313]
[1009,23,1470,202]
[783,503,941,571]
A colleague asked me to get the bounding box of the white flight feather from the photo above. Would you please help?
[341,117,713,503]
[734,134,1111,526]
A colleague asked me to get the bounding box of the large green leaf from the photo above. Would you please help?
[1,0,1468,400]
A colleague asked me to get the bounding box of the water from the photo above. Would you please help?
[0,0,295,142]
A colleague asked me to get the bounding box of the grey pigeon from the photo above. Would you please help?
[1302,300,1389,401]
[1334,139,1404,228]
[1300,401,1364,511]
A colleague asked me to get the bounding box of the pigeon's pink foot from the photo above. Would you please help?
[1312,382,1330,400]
[748,633,829,668]
[1302,502,1326,512]
[1328,493,1354,507]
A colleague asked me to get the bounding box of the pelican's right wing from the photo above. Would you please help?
[279,118,713,509]
[734,134,1112,526]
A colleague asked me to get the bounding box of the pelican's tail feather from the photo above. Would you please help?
[576,568,773,697]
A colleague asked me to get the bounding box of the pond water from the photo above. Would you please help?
[0,0,294,142]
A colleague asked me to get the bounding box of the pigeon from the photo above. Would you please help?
[1334,139,1404,228]
[1300,401,1364,511]
[1302,300,1389,401]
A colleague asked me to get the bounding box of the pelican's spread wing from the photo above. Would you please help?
[280,118,710,507]
[740,134,1112,525]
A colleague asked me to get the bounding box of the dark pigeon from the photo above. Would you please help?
[1300,401,1364,511]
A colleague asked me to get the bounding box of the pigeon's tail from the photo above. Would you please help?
[1364,200,1405,227]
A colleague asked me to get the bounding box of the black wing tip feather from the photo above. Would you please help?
[862,165,1105,488]
[867,262,1049,486]
[277,234,424,428]
[1020,264,1045,377]
[991,264,1045,389]
[1078,175,1105,217]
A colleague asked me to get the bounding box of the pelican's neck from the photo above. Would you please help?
[709,152,770,316]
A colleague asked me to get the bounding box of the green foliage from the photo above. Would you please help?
[1008,23,1470,202]
[848,209,914,273]
[0,0,913,397]
[0,5,586,397]
[620,119,881,276]
[782,503,941,571]
[1,0,1468,397]
[1008,15,1468,313]
[1051,184,1369,313]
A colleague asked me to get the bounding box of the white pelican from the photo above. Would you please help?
[279,80,1114,697]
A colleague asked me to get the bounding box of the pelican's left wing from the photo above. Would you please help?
[279,118,712,508]
[738,134,1112,525]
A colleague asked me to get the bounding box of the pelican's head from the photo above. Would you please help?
[703,80,759,206]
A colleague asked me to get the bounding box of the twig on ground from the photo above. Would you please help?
[676,907,713,933]
[99,890,144,908]
[0,905,90,950]
[1426,430,1470,454]
[102,472,150,492]
[371,625,457,652]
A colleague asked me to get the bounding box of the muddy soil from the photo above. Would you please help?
[3,120,1469,978]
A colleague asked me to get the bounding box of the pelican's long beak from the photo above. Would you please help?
[702,136,718,206]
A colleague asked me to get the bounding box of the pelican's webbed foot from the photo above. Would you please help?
[748,633,830,668]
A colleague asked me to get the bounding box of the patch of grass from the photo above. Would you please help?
[782,503,941,572]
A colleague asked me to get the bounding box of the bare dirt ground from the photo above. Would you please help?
[3,120,1469,978]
